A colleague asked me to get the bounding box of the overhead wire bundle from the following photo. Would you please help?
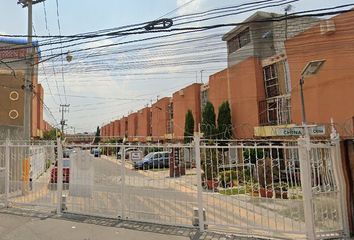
[1,0,353,130]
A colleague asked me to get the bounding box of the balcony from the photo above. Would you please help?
[259,95,291,126]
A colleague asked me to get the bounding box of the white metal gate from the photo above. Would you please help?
[0,134,349,239]
[0,140,57,211]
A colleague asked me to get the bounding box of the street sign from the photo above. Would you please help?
[130,151,142,162]
[275,125,325,136]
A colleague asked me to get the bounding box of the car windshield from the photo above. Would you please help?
[143,153,154,160]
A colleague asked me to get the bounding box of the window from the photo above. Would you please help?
[263,64,280,98]
[227,28,251,54]
[258,96,291,126]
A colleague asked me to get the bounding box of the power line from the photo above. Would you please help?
[55,0,68,104]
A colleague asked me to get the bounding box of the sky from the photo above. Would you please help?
[1,0,353,133]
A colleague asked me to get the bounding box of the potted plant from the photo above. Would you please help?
[257,158,279,198]
[219,170,238,188]
[202,148,219,190]
[274,182,288,199]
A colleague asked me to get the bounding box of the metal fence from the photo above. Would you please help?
[0,135,349,239]
[0,140,56,210]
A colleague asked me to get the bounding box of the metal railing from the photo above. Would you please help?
[259,95,291,126]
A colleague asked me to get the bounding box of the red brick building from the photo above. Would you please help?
[285,11,354,137]
[136,107,151,141]
[127,113,137,140]
[172,83,202,138]
[151,97,170,139]
[114,119,120,137]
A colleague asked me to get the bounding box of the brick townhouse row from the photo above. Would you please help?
[101,10,354,141]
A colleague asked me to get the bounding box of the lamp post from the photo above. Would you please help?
[300,60,325,138]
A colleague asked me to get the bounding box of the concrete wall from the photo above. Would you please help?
[172,83,202,138]
[151,98,170,139]
[0,41,43,139]
[286,11,354,137]
[227,21,274,67]
[273,17,320,54]
[251,21,275,60]
[0,73,24,127]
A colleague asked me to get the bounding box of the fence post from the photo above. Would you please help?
[298,137,316,240]
[56,137,63,214]
[4,139,10,207]
[330,126,350,237]
[194,133,205,231]
[120,145,126,219]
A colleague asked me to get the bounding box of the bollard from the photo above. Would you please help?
[192,207,207,229]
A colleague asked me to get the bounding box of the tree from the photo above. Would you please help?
[217,101,233,139]
[201,101,216,139]
[93,126,101,144]
[184,110,194,143]
[42,128,58,140]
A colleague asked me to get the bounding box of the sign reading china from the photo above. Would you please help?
[275,125,326,136]
[0,48,27,59]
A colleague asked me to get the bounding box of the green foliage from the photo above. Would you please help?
[42,128,58,140]
[219,170,238,187]
[184,110,194,143]
[243,148,264,164]
[217,101,232,139]
[94,126,101,144]
[201,148,218,180]
[201,101,216,139]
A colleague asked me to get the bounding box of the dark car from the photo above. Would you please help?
[134,152,170,170]
[63,149,72,158]
[93,148,101,157]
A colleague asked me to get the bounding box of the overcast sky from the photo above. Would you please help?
[1,0,352,133]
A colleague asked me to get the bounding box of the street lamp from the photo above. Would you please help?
[300,59,325,138]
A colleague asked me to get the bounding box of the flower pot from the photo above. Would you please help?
[275,190,288,199]
[259,187,273,198]
[206,179,219,190]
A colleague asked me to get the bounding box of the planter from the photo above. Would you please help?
[206,179,219,190]
[259,187,273,198]
[275,190,288,199]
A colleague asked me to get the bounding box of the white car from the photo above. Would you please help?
[117,147,141,159]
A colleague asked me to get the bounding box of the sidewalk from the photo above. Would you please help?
[0,208,260,240]
[0,208,189,240]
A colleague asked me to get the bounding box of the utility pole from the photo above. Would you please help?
[18,0,45,140]
[200,70,204,83]
[59,104,70,136]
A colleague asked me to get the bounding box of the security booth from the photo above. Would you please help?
[169,147,186,177]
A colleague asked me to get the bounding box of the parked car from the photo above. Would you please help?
[63,149,72,158]
[134,151,171,170]
[50,159,70,185]
[117,147,140,159]
[93,148,101,157]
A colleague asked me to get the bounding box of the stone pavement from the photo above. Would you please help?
[0,208,264,240]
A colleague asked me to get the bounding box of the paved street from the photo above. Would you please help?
[0,209,189,240]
